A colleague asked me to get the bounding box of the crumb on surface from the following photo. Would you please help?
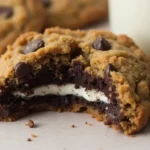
[85,121,92,126]
[27,138,32,142]
[25,120,35,128]
[71,125,76,128]
[31,134,38,138]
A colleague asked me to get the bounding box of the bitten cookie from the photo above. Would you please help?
[0,0,46,54]
[0,27,150,135]
[41,0,108,29]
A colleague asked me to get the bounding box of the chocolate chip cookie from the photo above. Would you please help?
[41,0,108,29]
[0,0,46,54]
[0,27,150,135]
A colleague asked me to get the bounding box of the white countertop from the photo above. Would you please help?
[1,112,150,150]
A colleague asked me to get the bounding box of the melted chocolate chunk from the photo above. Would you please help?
[22,39,44,54]
[105,64,117,77]
[92,37,111,50]
[42,0,51,7]
[15,62,32,78]
[0,6,13,18]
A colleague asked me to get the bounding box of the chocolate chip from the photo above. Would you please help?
[0,6,13,18]
[105,64,117,77]
[92,37,111,50]
[42,0,51,7]
[22,39,44,54]
[15,62,32,78]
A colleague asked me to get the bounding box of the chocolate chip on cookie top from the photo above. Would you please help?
[22,39,45,54]
[0,6,13,18]
[15,62,32,78]
[41,0,51,7]
[92,37,111,51]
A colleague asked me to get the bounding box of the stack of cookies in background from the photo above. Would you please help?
[0,0,108,54]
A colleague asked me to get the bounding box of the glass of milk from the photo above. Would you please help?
[109,0,150,53]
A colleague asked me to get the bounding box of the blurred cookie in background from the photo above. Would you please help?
[0,0,46,54]
[42,0,108,29]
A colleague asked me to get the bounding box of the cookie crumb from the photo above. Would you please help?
[85,121,92,126]
[129,134,135,138]
[25,120,35,128]
[71,125,76,128]
[27,138,32,142]
[31,134,38,138]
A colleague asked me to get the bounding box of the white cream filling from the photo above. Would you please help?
[13,84,110,103]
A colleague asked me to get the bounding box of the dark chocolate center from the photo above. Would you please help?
[0,95,123,125]
[0,61,123,124]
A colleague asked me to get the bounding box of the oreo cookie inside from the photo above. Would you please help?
[0,61,124,125]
